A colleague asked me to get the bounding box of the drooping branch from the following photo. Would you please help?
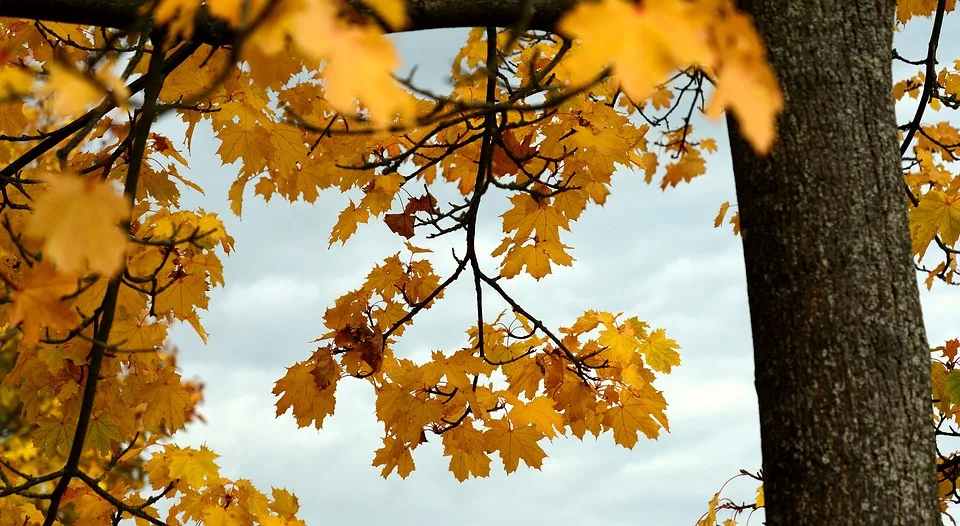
[0,0,577,44]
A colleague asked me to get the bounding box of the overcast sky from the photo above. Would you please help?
[154,16,960,526]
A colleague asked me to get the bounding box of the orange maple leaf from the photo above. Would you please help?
[7,262,81,347]
[26,173,131,277]
[484,419,547,474]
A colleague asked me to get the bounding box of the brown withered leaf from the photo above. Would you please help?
[403,194,439,215]
[309,347,339,390]
[384,213,415,239]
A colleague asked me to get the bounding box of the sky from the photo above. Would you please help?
[152,15,960,526]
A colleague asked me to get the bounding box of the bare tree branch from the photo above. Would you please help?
[0,0,577,44]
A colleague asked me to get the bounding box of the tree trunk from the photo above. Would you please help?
[726,1,939,524]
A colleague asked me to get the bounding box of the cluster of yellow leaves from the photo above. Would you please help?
[902,62,960,277]
[144,445,306,526]
[274,248,681,479]
[896,0,957,24]
[154,0,412,125]
[558,0,783,152]
[696,482,764,526]
[0,16,280,522]
[900,339,960,514]
[0,23,129,121]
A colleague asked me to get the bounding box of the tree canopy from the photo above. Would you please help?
[0,0,955,524]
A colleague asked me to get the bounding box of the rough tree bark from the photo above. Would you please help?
[725,1,939,524]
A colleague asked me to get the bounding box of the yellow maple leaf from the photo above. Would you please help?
[40,62,128,117]
[500,240,574,280]
[910,189,960,258]
[269,488,301,518]
[109,309,167,351]
[603,388,666,447]
[501,193,570,243]
[34,415,75,456]
[502,392,565,439]
[640,328,681,373]
[441,419,492,481]
[558,0,712,101]
[714,201,732,228]
[262,1,413,126]
[704,12,783,153]
[483,419,547,474]
[329,201,371,246]
[7,262,81,347]
[372,435,416,478]
[598,319,640,365]
[138,367,192,433]
[84,411,123,455]
[41,62,103,116]
[26,173,131,277]
[897,0,957,24]
[273,360,338,429]
[161,444,221,489]
[699,492,721,526]
[0,66,34,98]
[67,487,115,524]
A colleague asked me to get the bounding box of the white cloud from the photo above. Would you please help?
[219,275,323,319]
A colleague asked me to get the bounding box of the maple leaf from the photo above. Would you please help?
[330,201,371,246]
[7,261,81,347]
[945,339,960,362]
[557,0,712,101]
[603,388,667,447]
[0,66,33,98]
[442,419,492,481]
[897,0,958,23]
[499,240,575,279]
[661,153,707,189]
[484,419,547,474]
[502,392,565,439]
[269,488,301,518]
[384,212,415,238]
[309,348,340,390]
[138,366,192,433]
[26,173,131,276]
[404,194,439,215]
[704,12,783,153]
[372,435,416,478]
[66,486,115,523]
[714,201,732,228]
[84,410,123,455]
[639,328,681,373]
[40,62,106,116]
[910,190,960,258]
[501,193,570,243]
[152,445,221,490]
[154,0,202,39]
[34,415,75,456]
[273,361,338,429]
